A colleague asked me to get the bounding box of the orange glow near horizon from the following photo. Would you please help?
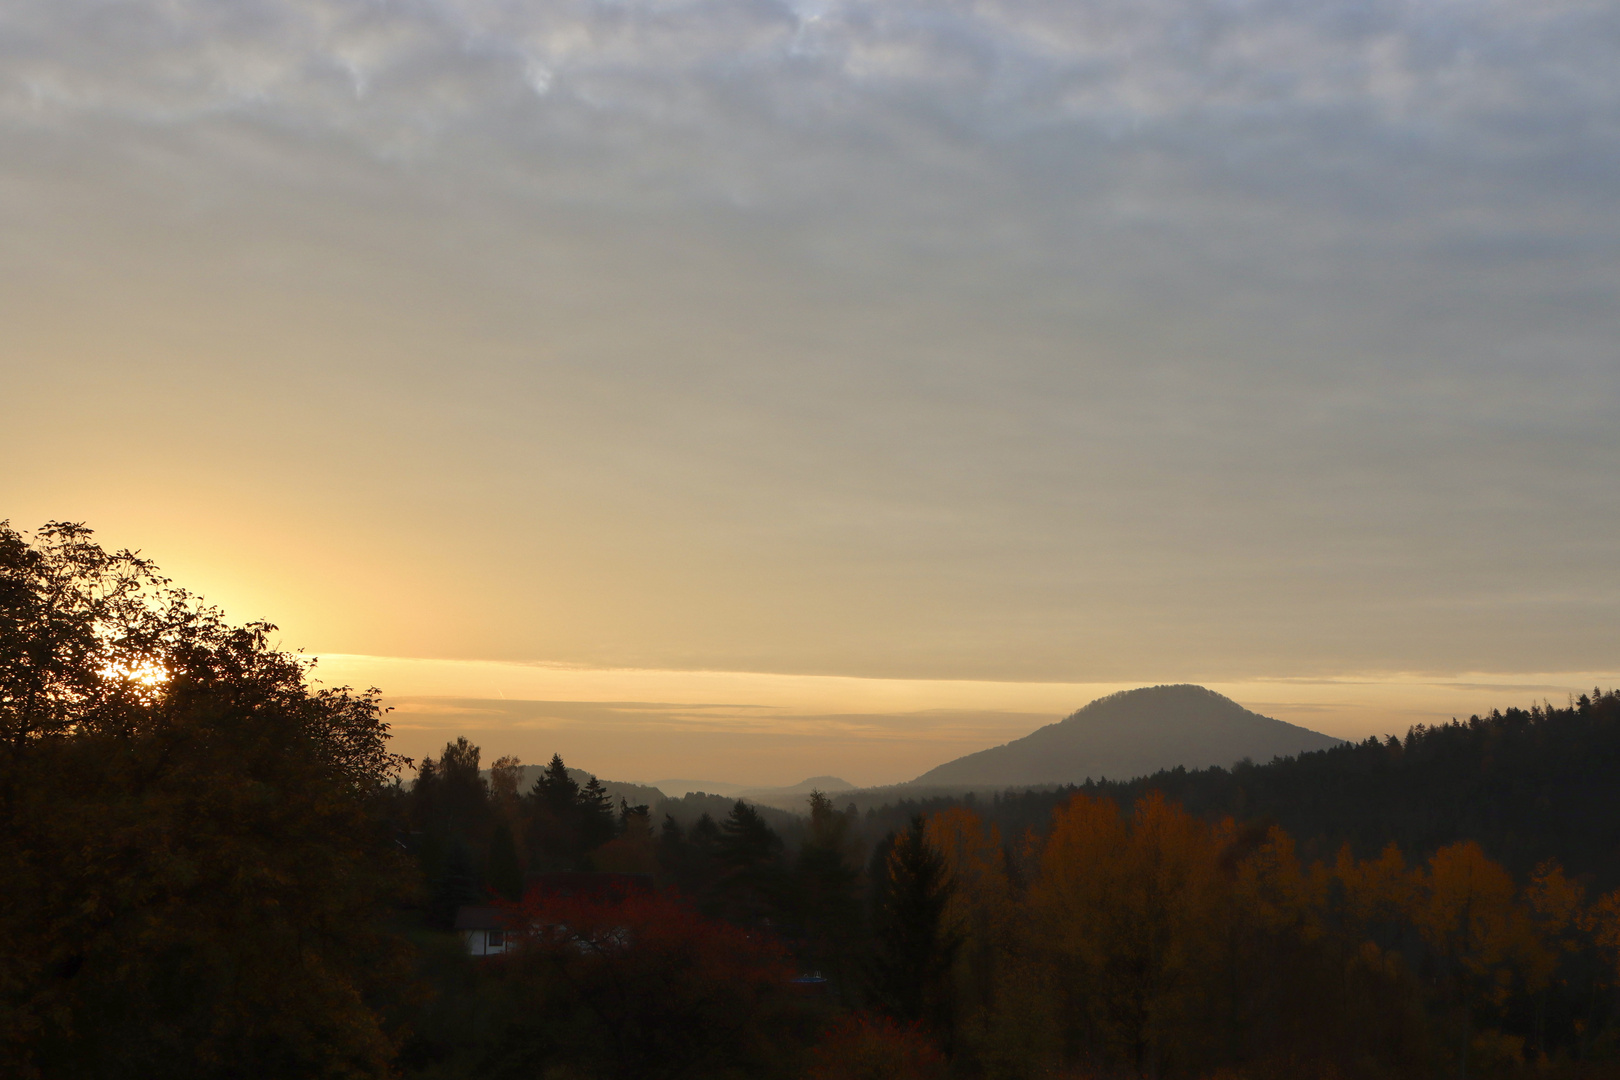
[6,0,1618,796]
[307,654,1620,788]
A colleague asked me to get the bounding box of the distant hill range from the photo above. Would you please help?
[474,767,855,818]
[649,775,854,812]
[911,684,1344,788]
[477,766,668,809]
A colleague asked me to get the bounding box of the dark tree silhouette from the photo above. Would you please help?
[717,800,786,925]
[868,817,961,1044]
[0,521,413,1079]
[796,791,864,998]
[577,775,617,850]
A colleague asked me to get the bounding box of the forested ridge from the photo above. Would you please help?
[5,521,1620,1080]
[857,695,1620,891]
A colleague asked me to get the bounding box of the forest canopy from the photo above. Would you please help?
[4,520,1620,1080]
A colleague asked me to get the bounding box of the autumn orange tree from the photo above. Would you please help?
[1412,841,1539,1076]
[1585,886,1620,1015]
[921,784,1620,1079]
[923,806,1018,1065]
[1031,791,1231,1077]
[1521,861,1585,1061]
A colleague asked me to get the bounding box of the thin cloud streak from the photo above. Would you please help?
[318,654,1620,785]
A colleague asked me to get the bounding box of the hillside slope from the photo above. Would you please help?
[912,684,1343,787]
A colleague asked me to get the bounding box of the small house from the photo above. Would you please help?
[454,905,511,956]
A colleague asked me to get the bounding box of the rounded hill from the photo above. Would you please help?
[911,684,1343,788]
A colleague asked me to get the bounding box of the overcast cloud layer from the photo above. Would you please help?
[3,0,1618,687]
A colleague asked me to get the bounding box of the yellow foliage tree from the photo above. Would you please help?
[1235,827,1327,941]
[1415,841,1534,1078]
[924,806,1022,1068]
[1336,841,1420,942]
[1580,887,1620,986]
[1033,791,1227,1078]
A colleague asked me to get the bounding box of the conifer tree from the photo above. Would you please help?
[717,801,785,925]
[869,817,961,1046]
[576,776,617,851]
[532,752,578,815]
[797,791,863,994]
[527,753,581,867]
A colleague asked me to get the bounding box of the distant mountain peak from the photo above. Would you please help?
[911,684,1342,788]
[1067,683,1232,714]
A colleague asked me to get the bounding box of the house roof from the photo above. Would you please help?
[453,905,506,931]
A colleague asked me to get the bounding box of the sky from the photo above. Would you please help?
[3,0,1618,787]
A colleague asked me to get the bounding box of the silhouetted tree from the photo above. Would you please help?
[796,791,864,996]
[869,817,961,1047]
[429,839,484,929]
[657,812,724,905]
[436,736,487,829]
[718,800,786,926]
[532,752,578,815]
[577,775,617,850]
[0,521,413,1079]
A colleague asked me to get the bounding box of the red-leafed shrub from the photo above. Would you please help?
[497,885,797,1079]
[807,1012,948,1080]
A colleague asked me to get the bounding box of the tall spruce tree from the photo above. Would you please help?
[796,791,863,995]
[528,753,581,867]
[717,800,785,925]
[577,776,617,852]
[869,816,961,1046]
